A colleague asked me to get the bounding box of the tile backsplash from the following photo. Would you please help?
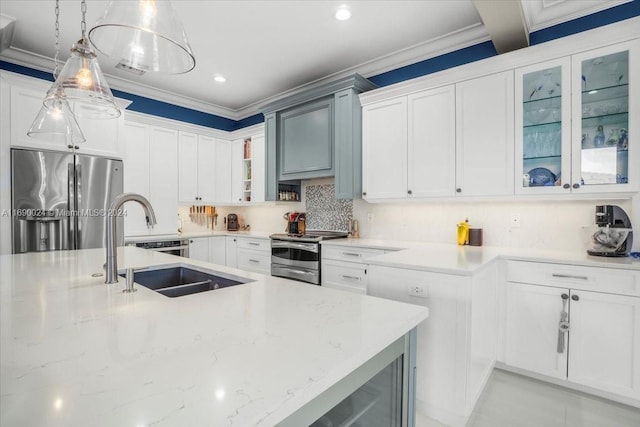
[304,183,352,231]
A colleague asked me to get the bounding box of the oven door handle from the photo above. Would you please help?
[271,241,318,252]
[284,268,316,276]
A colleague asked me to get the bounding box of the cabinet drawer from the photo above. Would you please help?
[507,260,640,297]
[322,245,385,261]
[322,259,368,293]
[237,237,270,253]
[237,249,270,274]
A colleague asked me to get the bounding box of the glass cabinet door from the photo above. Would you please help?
[571,41,638,193]
[515,58,571,194]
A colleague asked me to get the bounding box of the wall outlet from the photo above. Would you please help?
[510,214,521,228]
[408,285,428,298]
[367,213,375,224]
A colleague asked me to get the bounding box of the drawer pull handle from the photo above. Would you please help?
[342,275,361,281]
[342,252,362,257]
[249,242,260,246]
[249,259,260,263]
[552,273,588,280]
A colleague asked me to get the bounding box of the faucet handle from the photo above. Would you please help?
[123,268,137,293]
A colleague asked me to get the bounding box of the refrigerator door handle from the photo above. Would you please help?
[68,163,77,249]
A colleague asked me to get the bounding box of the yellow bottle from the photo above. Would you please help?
[457,219,469,245]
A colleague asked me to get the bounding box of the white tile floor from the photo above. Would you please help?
[415,369,640,427]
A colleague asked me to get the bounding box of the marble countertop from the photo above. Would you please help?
[321,239,640,274]
[0,248,428,426]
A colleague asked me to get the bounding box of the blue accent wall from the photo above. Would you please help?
[3,2,638,132]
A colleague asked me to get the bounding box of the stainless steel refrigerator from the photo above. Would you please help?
[11,148,124,254]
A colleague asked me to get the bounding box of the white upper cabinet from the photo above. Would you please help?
[214,138,232,203]
[362,97,408,200]
[455,70,515,197]
[362,76,507,201]
[178,131,217,204]
[571,40,639,194]
[515,58,572,195]
[408,86,456,198]
[8,83,124,158]
[123,122,178,236]
[516,40,639,195]
[231,139,245,203]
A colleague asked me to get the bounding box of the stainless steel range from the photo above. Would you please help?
[270,231,348,284]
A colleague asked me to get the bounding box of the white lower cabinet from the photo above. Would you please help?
[504,261,640,402]
[321,245,386,294]
[226,236,238,268]
[188,236,227,265]
[236,237,270,274]
[368,263,498,427]
[188,237,209,262]
[209,236,226,265]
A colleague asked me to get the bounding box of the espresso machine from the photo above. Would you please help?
[586,205,633,257]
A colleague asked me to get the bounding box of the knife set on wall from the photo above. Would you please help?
[189,205,217,228]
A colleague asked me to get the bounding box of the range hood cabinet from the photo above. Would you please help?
[263,74,376,201]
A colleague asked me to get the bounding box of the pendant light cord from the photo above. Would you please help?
[53,0,60,79]
[80,0,87,41]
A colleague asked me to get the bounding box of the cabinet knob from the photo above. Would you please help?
[571,294,580,301]
[362,192,367,197]
[563,183,570,189]
[407,190,412,195]
[572,183,580,189]
[74,145,79,150]
[68,144,73,149]
[190,240,193,243]
[456,188,462,193]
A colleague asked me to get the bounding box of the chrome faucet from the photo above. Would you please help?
[105,193,157,284]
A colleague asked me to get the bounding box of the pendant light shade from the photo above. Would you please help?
[89,0,195,74]
[28,88,86,144]
[45,38,121,119]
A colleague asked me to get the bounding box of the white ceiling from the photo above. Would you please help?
[0,0,630,120]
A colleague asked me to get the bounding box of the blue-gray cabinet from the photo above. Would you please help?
[263,74,376,201]
[279,96,334,181]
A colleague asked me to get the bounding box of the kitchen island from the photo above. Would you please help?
[0,248,428,426]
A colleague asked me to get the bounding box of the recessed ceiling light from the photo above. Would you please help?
[335,5,351,21]
[213,75,226,83]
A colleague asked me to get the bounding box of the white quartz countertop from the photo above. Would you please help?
[0,248,428,427]
[321,239,640,274]
[125,230,274,243]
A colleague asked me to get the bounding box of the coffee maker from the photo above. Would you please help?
[226,213,239,231]
[586,205,633,257]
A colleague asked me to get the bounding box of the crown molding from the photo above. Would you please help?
[522,0,632,32]
[2,22,490,121]
[359,16,640,105]
[237,23,489,118]
[0,47,243,120]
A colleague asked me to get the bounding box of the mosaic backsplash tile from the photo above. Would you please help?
[305,183,352,231]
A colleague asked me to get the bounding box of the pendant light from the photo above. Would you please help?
[88,0,195,74]
[46,0,121,119]
[28,0,85,145]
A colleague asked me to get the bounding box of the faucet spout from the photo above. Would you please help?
[105,193,157,284]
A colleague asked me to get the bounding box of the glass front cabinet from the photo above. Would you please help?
[516,40,638,195]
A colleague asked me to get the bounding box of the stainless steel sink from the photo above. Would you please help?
[120,264,254,297]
